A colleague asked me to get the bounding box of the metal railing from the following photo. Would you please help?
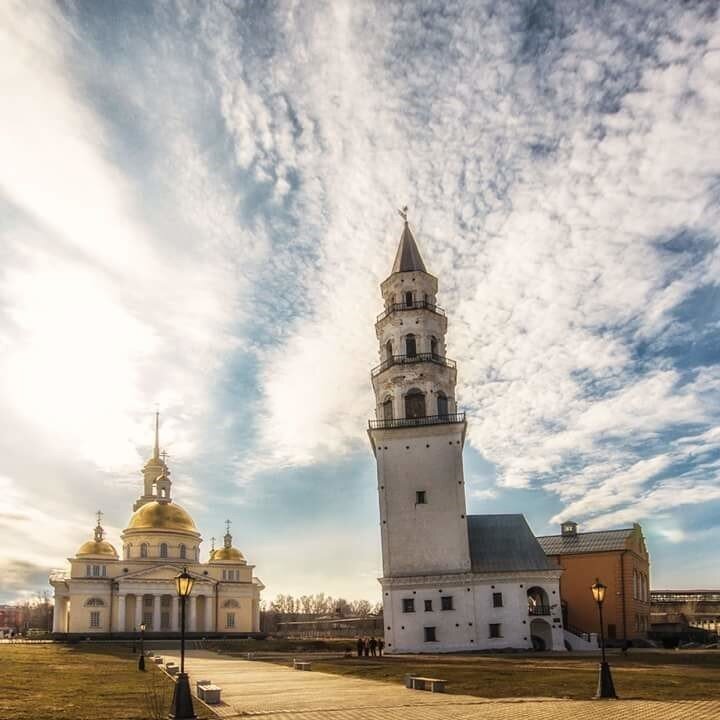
[528,605,551,616]
[376,300,446,323]
[369,412,465,430]
[371,352,456,377]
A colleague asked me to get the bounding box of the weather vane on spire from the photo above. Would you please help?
[398,205,409,223]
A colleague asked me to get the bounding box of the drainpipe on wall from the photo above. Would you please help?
[620,551,628,641]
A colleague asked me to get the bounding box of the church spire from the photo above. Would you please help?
[391,207,427,274]
[153,411,160,461]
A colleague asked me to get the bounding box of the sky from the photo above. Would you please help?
[1,0,720,605]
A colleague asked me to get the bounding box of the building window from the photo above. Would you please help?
[405,333,417,357]
[143,612,153,629]
[430,336,438,357]
[385,340,393,362]
[402,598,415,613]
[437,391,448,416]
[223,599,239,608]
[405,291,413,307]
[86,565,91,576]
[405,388,426,419]
[160,543,168,558]
[92,565,100,577]
[89,611,100,628]
[383,397,393,420]
[101,566,106,577]
[424,600,433,612]
[441,596,454,611]
[489,623,502,638]
[424,626,437,642]
[492,592,503,608]
[226,612,236,628]
[85,598,105,607]
[416,491,426,504]
[161,612,170,630]
[222,570,227,580]
[140,543,148,558]
[179,544,186,559]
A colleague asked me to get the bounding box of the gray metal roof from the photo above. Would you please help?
[392,222,427,273]
[537,528,634,556]
[467,514,556,573]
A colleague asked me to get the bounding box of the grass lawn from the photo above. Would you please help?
[0,643,215,720]
[298,650,720,700]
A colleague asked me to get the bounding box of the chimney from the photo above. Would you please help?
[561,521,578,537]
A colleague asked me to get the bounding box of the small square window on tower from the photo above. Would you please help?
[402,598,415,613]
[424,599,433,612]
[441,596,454,611]
[415,490,426,504]
[424,626,437,642]
[492,592,503,608]
[489,623,502,638]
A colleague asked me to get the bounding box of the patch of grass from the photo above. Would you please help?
[277,650,720,701]
[0,643,215,720]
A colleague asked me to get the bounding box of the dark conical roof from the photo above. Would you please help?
[392,222,427,273]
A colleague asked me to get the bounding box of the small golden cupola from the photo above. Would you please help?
[210,520,245,563]
[76,511,118,559]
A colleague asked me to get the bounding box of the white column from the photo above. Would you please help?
[204,596,212,632]
[135,594,143,630]
[188,595,197,631]
[116,594,126,632]
[152,594,161,632]
[254,599,260,632]
[52,597,63,633]
[171,596,179,632]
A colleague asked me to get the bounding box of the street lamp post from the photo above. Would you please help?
[169,567,196,719]
[591,578,617,699]
[138,623,146,671]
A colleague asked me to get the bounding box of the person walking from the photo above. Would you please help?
[369,637,377,657]
[378,638,384,657]
[356,636,364,657]
[363,638,370,657]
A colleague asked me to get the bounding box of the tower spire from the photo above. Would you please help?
[391,208,427,274]
[153,411,160,461]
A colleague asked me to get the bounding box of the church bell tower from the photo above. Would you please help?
[369,211,470,579]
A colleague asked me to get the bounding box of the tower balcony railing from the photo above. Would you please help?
[528,605,552,616]
[369,412,465,430]
[376,300,446,323]
[371,352,456,377]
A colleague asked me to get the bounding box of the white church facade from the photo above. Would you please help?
[369,215,565,653]
[50,416,263,637]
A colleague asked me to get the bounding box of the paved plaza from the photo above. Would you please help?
[161,650,720,720]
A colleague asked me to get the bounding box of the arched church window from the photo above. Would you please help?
[86,565,91,576]
[85,597,105,607]
[405,389,426,419]
[152,481,157,495]
[405,334,417,357]
[437,392,449,417]
[160,488,167,498]
[140,543,148,558]
[430,336,438,358]
[385,339,393,362]
[405,291,413,307]
[223,599,240,608]
[383,397,393,421]
[160,543,168,558]
[179,544,186,560]
[92,565,100,576]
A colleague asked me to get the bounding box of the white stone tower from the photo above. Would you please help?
[369,213,470,579]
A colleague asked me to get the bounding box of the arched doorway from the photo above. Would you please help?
[405,334,417,357]
[405,389,426,419]
[527,586,550,615]
[530,619,553,651]
[383,397,393,421]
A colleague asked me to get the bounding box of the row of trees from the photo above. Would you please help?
[267,593,382,618]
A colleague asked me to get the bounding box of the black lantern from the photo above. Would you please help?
[169,568,197,719]
[591,578,617,699]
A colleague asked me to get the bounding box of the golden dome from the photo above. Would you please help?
[125,501,198,535]
[77,539,118,558]
[210,546,245,562]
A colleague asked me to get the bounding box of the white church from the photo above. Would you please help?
[50,416,264,637]
[369,215,565,652]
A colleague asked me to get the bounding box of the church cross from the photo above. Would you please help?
[160,450,170,463]
[211,537,216,551]
[96,510,103,526]
[225,519,231,535]
[398,205,409,222]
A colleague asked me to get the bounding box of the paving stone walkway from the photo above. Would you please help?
[161,650,720,720]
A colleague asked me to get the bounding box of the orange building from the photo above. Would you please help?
[537,522,650,642]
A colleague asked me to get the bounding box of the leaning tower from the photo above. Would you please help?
[369,215,471,581]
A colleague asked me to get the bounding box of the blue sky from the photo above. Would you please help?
[2,1,720,604]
